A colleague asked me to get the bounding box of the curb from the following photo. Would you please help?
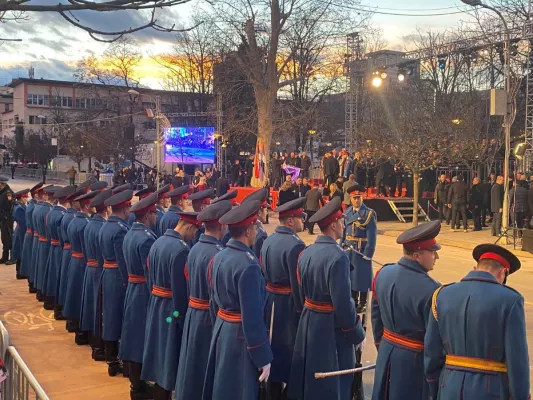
[378,230,533,259]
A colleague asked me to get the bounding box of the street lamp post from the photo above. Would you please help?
[461,0,512,234]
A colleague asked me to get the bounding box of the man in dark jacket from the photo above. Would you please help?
[304,183,324,234]
[300,152,311,178]
[270,153,283,190]
[0,177,14,263]
[215,175,230,197]
[469,178,484,231]
[478,179,492,227]
[434,174,448,223]
[491,176,504,236]
[244,155,254,187]
[323,153,339,187]
[376,159,394,197]
[447,174,469,232]
[509,178,529,230]
[229,160,241,186]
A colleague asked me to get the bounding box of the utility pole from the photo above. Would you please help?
[155,95,161,189]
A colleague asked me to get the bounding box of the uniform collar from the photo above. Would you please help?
[109,215,129,226]
[132,222,150,230]
[315,235,338,245]
[227,238,252,252]
[397,256,429,275]
[461,270,500,285]
[164,229,184,241]
[168,205,182,213]
[157,205,165,212]
[67,208,76,214]
[29,199,36,204]
[275,226,296,235]
[75,211,89,218]
[54,205,66,211]
[91,214,106,222]
[199,234,222,245]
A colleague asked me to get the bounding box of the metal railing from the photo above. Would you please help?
[0,322,49,400]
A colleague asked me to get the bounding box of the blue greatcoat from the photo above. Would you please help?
[424,270,530,400]
[252,222,268,258]
[158,205,182,236]
[341,203,377,292]
[154,205,165,237]
[98,215,130,341]
[42,205,66,297]
[57,208,76,306]
[142,229,189,391]
[28,201,41,286]
[20,199,36,278]
[260,226,305,384]
[221,228,231,246]
[175,234,224,400]
[288,236,365,400]
[34,201,52,291]
[80,214,106,333]
[63,212,90,320]
[12,201,27,261]
[203,239,273,400]
[119,222,156,364]
[371,257,441,400]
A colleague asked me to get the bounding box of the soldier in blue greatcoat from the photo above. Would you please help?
[212,190,239,246]
[120,193,158,400]
[129,187,155,225]
[371,220,442,400]
[98,189,133,376]
[20,182,43,291]
[425,244,530,400]
[28,185,46,293]
[33,185,57,301]
[57,188,83,321]
[187,188,213,247]
[12,189,29,279]
[341,184,377,312]
[42,186,75,316]
[154,184,170,237]
[158,185,189,234]
[80,188,112,362]
[203,200,273,400]
[288,197,365,400]
[142,211,200,400]
[175,200,231,400]
[261,197,306,400]
[63,190,98,345]
[240,187,269,257]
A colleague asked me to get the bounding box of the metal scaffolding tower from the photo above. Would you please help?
[344,32,363,154]
[523,1,533,170]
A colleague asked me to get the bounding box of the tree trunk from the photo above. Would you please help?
[251,90,275,188]
[78,161,81,172]
[412,170,420,227]
[88,156,92,172]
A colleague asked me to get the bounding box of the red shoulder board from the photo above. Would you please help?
[207,257,215,288]
[371,264,393,303]
[184,263,189,281]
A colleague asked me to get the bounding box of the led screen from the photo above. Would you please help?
[163,126,215,164]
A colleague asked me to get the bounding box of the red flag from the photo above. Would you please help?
[254,142,260,178]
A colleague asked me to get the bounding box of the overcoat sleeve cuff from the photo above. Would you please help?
[247,339,273,369]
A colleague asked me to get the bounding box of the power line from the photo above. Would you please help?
[326,1,477,17]
[356,3,470,12]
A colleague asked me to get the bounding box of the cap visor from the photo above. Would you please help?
[430,243,442,251]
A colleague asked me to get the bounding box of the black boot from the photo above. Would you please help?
[15,260,26,279]
[66,320,78,333]
[129,362,153,400]
[28,283,37,294]
[91,333,106,361]
[0,249,9,264]
[105,340,122,377]
[75,330,89,345]
[53,304,65,320]
[43,297,55,310]
[123,360,130,378]
[153,384,171,400]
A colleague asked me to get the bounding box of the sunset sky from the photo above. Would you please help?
[0,1,478,88]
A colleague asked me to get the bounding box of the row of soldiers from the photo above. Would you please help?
[9,175,530,400]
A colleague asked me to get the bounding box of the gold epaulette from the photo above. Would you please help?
[431,286,443,321]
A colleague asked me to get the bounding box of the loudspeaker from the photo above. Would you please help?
[513,142,527,159]
[521,229,533,253]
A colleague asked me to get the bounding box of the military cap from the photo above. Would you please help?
[89,181,108,192]
[198,200,232,226]
[347,184,367,196]
[189,188,214,205]
[74,190,100,205]
[54,185,76,200]
[30,182,44,193]
[112,183,131,195]
[43,185,60,195]
[156,184,171,199]
[66,187,87,201]
[90,188,113,212]
[211,189,239,205]
[473,243,520,275]
[242,187,270,208]
[135,187,155,200]
[219,200,261,228]
[176,211,202,228]
[14,189,30,199]
[396,220,441,252]
[130,193,158,216]
[0,176,9,183]
[168,185,190,199]
[78,177,98,191]
[274,197,306,218]
[308,197,343,229]
[105,189,133,209]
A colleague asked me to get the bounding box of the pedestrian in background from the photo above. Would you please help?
[491,176,504,236]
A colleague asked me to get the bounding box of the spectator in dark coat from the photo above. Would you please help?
[323,153,339,187]
[244,155,254,187]
[304,183,324,234]
[229,160,241,186]
[478,179,492,227]
[329,183,342,202]
[300,152,311,178]
[434,174,449,223]
[469,178,484,231]
[215,175,230,197]
[491,176,504,236]
[278,181,297,206]
[509,179,529,229]
[270,152,283,189]
[447,174,469,231]
[376,159,394,197]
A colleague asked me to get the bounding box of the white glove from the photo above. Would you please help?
[356,337,366,352]
[259,363,271,382]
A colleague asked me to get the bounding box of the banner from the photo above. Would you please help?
[283,164,301,183]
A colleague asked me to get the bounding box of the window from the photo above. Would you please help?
[29,115,46,125]
[26,94,49,106]
[61,96,72,107]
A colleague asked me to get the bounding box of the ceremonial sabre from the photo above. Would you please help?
[346,245,385,267]
[315,364,376,379]
[269,302,275,343]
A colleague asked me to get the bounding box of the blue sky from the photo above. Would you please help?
[0,0,476,87]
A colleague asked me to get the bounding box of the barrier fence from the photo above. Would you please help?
[0,321,49,400]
